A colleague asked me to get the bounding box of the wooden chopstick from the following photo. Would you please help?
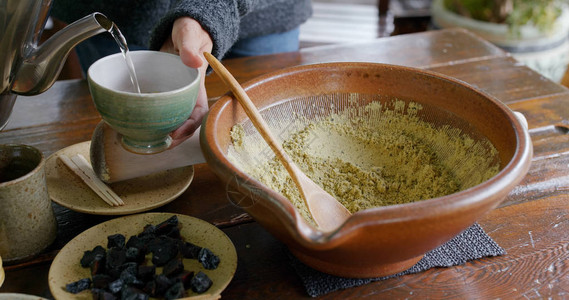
[59,154,125,207]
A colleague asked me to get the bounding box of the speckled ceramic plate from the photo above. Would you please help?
[0,294,48,300]
[0,256,4,288]
[46,142,194,215]
[48,213,237,300]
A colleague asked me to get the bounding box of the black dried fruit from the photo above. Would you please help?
[155,215,179,236]
[198,247,220,270]
[90,255,106,276]
[125,236,144,251]
[121,271,143,287]
[106,267,121,279]
[164,226,181,239]
[137,265,156,282]
[121,286,149,300]
[162,258,184,277]
[65,277,91,294]
[91,288,117,300]
[142,280,157,297]
[180,241,201,259]
[150,238,179,267]
[106,247,127,271]
[107,233,126,249]
[80,245,106,268]
[146,235,178,254]
[176,271,195,289]
[127,234,155,255]
[92,274,113,289]
[138,224,156,238]
[119,265,143,288]
[120,262,139,276]
[164,282,186,299]
[125,246,144,263]
[190,271,212,294]
[107,278,123,294]
[154,274,174,297]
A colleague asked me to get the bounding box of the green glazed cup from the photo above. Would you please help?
[88,50,200,154]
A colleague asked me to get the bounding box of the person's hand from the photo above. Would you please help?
[161,17,213,148]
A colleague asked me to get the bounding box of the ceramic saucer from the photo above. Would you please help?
[0,255,4,288]
[46,142,194,215]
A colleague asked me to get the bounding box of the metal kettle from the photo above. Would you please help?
[0,0,113,130]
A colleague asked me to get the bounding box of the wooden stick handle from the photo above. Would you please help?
[203,53,298,176]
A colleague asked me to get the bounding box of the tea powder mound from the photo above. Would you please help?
[228,100,500,224]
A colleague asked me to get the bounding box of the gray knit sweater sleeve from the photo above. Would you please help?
[148,0,241,60]
[149,0,312,59]
[51,0,312,60]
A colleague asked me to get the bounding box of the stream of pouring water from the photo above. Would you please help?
[109,23,141,94]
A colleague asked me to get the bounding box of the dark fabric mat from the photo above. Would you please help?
[289,223,505,297]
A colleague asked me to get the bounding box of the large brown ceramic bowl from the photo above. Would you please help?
[201,62,532,278]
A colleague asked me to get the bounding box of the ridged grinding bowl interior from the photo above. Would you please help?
[201,62,532,277]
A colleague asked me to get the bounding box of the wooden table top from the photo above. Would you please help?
[1,28,569,299]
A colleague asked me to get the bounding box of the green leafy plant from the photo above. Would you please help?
[443,0,565,35]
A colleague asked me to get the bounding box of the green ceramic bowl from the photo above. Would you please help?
[88,50,200,154]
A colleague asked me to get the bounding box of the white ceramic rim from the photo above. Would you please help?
[87,50,200,97]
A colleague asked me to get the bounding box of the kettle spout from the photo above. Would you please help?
[11,13,113,95]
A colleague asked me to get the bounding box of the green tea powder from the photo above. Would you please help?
[228,100,500,224]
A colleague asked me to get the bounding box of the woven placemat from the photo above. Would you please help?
[290,223,504,297]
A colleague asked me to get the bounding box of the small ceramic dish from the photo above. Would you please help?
[0,255,4,288]
[48,213,237,299]
[45,142,194,215]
